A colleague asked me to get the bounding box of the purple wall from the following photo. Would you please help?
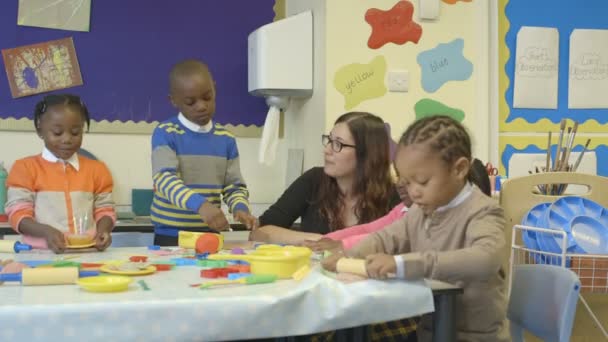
[0,0,274,127]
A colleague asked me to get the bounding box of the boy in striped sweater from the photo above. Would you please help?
[151,59,257,246]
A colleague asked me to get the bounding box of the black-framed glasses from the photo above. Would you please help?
[322,134,356,153]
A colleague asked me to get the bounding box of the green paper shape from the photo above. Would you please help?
[414,99,465,122]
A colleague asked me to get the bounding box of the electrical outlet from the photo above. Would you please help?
[387,70,409,92]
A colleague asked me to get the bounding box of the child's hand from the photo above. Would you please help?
[365,253,396,279]
[43,227,66,254]
[94,230,112,251]
[234,210,258,230]
[95,217,114,251]
[302,238,343,252]
[321,251,344,272]
[198,202,230,231]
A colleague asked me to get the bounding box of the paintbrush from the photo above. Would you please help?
[557,127,572,171]
[573,139,591,172]
[560,122,578,171]
[544,131,552,195]
[553,119,567,171]
[199,274,277,289]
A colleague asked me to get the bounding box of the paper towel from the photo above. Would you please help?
[258,105,281,165]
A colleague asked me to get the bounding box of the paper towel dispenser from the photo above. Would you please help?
[248,11,313,98]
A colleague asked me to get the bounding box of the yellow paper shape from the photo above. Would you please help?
[333,56,387,110]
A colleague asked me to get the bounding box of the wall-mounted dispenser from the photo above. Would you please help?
[248,11,313,165]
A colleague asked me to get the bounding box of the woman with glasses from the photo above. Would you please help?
[251,111,400,244]
[251,111,417,341]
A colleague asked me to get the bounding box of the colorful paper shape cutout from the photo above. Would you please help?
[365,0,423,49]
[442,0,472,4]
[18,0,91,32]
[1,37,83,98]
[416,38,473,93]
[334,56,387,110]
[384,123,399,161]
[414,99,465,122]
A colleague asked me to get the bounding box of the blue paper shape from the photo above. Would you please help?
[417,38,473,93]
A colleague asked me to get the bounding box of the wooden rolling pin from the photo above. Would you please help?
[336,258,368,278]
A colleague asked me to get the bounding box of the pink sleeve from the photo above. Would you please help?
[325,203,406,240]
[340,233,369,249]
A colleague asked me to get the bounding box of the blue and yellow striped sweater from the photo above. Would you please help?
[150,117,249,236]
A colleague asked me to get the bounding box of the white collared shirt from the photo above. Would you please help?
[394,182,473,278]
[42,147,79,171]
[436,182,473,212]
[178,113,213,133]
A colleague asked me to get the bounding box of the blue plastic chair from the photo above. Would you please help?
[78,148,97,160]
[508,264,580,342]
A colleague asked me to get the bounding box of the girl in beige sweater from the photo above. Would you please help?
[323,115,510,342]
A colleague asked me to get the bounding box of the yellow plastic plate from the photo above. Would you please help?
[100,264,157,276]
[77,276,133,292]
[66,241,96,249]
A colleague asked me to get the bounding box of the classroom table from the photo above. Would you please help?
[0,247,461,341]
[0,218,251,236]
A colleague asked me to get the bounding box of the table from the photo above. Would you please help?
[0,218,250,238]
[426,279,463,342]
[0,247,442,341]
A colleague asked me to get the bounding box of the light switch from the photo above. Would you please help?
[419,0,440,20]
[387,70,409,92]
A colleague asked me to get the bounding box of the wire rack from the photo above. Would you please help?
[510,224,608,338]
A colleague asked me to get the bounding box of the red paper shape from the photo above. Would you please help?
[365,0,423,49]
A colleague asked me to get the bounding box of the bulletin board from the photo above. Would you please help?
[0,0,282,136]
[498,0,608,176]
[499,0,608,132]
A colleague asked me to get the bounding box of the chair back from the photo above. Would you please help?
[508,264,580,342]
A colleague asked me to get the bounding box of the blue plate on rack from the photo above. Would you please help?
[521,203,550,249]
[545,210,577,251]
[521,203,551,263]
[569,216,608,254]
[549,196,604,220]
[547,196,607,254]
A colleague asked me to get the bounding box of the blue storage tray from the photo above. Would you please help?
[547,196,608,255]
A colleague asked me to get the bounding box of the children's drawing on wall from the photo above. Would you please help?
[416,38,472,93]
[513,26,559,109]
[414,98,464,122]
[18,0,91,32]
[333,56,387,110]
[442,0,472,4]
[365,0,422,49]
[1,37,83,98]
[568,29,608,109]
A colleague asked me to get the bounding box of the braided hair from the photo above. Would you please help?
[399,115,487,191]
[34,94,91,131]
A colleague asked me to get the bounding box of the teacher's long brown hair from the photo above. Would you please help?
[317,112,395,231]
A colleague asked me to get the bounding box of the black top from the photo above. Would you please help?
[259,167,401,234]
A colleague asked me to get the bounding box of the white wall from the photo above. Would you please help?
[0,131,288,206]
[285,0,327,170]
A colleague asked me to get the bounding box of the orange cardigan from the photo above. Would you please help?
[5,154,116,249]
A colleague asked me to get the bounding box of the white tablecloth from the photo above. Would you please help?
[0,247,434,341]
